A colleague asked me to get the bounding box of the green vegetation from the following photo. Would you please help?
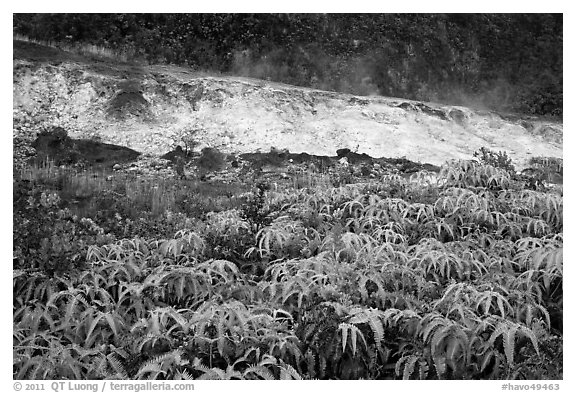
[13,14,562,116]
[473,147,515,173]
[13,153,563,379]
[198,147,226,174]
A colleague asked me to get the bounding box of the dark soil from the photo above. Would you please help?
[161,146,189,162]
[106,80,151,119]
[13,39,150,80]
[31,129,140,169]
[13,40,84,65]
[239,151,440,174]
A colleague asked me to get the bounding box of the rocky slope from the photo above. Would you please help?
[13,40,562,170]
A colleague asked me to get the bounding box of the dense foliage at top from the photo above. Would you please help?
[13,13,562,116]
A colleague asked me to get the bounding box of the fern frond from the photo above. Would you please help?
[488,320,539,366]
[243,364,275,380]
[278,361,302,380]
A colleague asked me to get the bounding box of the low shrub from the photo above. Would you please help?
[473,146,515,172]
[197,147,225,174]
[240,181,272,233]
[13,179,114,274]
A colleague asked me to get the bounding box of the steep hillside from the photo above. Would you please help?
[14,14,563,116]
[13,40,562,169]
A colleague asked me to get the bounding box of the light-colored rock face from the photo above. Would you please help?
[13,59,562,170]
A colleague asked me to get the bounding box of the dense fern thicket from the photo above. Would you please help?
[13,159,563,379]
[13,14,562,116]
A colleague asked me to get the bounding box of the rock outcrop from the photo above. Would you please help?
[13,39,562,170]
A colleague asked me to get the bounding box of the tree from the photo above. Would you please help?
[172,124,200,157]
